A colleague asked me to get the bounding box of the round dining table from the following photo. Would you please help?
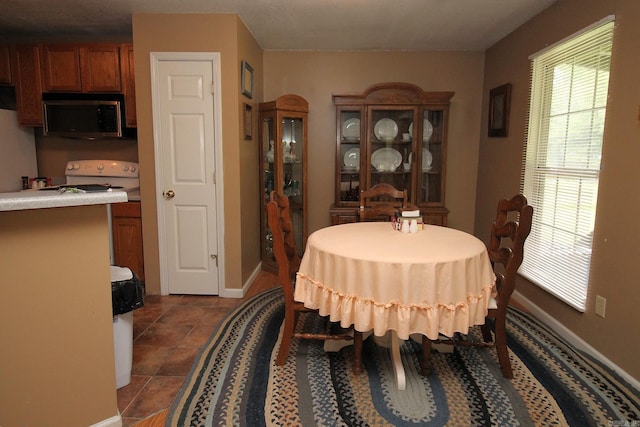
[295,221,495,389]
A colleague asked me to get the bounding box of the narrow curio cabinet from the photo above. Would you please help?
[258,95,308,273]
[330,83,453,226]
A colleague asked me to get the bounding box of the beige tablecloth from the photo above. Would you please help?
[295,222,495,340]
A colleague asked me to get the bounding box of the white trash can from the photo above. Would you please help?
[110,266,143,389]
[113,310,134,389]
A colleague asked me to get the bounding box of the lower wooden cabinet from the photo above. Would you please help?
[111,201,144,281]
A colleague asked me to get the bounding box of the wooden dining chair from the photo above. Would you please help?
[267,193,363,372]
[358,183,408,221]
[421,194,533,378]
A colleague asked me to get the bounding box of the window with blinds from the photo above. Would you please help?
[521,17,615,312]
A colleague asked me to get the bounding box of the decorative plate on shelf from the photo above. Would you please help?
[408,149,433,171]
[373,118,398,142]
[408,119,434,142]
[343,148,360,169]
[423,119,433,142]
[342,118,360,140]
[371,147,402,172]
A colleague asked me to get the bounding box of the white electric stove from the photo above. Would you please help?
[65,160,140,190]
[65,160,140,263]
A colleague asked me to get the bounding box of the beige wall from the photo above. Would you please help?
[237,19,264,286]
[0,206,117,427]
[264,51,485,233]
[477,0,640,380]
[132,14,263,294]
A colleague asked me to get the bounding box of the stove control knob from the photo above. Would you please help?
[130,166,137,173]
[123,165,130,172]
[71,163,80,170]
[97,163,104,171]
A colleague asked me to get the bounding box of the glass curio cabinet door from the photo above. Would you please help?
[366,106,417,202]
[258,95,308,273]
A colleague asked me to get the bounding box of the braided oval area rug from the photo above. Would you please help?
[166,288,640,426]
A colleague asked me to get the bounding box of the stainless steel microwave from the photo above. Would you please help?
[42,94,126,139]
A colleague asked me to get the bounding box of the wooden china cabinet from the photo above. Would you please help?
[330,83,453,226]
[258,95,308,272]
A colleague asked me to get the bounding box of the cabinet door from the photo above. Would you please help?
[336,107,363,205]
[367,106,417,202]
[12,44,43,126]
[416,108,447,206]
[41,45,82,91]
[120,44,136,126]
[112,202,145,281]
[0,45,12,85]
[259,111,278,269]
[281,114,305,253]
[80,45,122,92]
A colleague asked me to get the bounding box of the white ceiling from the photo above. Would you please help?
[0,0,556,51]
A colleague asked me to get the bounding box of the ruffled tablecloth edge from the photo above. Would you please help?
[294,272,495,341]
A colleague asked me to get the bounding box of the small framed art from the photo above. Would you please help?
[243,103,253,140]
[241,60,254,99]
[488,83,512,137]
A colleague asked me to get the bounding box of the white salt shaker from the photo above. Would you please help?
[401,219,410,233]
[410,219,418,233]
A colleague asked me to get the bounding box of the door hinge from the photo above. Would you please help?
[210,82,215,95]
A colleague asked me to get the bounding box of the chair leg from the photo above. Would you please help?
[480,318,493,343]
[493,317,513,379]
[276,311,296,366]
[353,330,363,374]
[421,336,433,376]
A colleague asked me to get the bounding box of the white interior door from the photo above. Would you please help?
[151,53,224,295]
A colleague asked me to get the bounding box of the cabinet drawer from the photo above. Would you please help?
[111,201,140,217]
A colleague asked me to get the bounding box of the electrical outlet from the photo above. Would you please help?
[595,295,606,318]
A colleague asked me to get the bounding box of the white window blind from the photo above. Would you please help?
[521,18,615,312]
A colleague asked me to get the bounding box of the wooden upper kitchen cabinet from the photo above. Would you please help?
[41,43,122,92]
[120,44,136,127]
[11,44,44,126]
[0,45,12,85]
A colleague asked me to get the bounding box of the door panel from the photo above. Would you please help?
[156,58,219,295]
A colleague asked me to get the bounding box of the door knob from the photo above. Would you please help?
[163,190,175,199]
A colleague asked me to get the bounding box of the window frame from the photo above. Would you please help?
[520,16,615,312]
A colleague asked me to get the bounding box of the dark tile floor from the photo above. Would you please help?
[116,293,243,426]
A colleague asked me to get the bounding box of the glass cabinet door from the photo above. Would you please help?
[416,108,445,206]
[368,107,417,202]
[281,115,305,253]
[336,108,362,204]
[260,113,276,259]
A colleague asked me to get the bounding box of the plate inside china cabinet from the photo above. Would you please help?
[371,147,402,171]
[374,118,398,142]
[342,118,360,139]
[409,119,434,142]
[408,148,433,171]
[343,148,360,169]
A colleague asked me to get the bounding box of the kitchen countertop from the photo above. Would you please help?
[0,189,128,211]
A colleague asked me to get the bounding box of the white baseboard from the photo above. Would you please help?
[218,263,262,298]
[90,412,121,427]
[512,290,640,391]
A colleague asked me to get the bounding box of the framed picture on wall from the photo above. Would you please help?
[488,83,511,137]
[243,103,253,140]
[241,60,254,99]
